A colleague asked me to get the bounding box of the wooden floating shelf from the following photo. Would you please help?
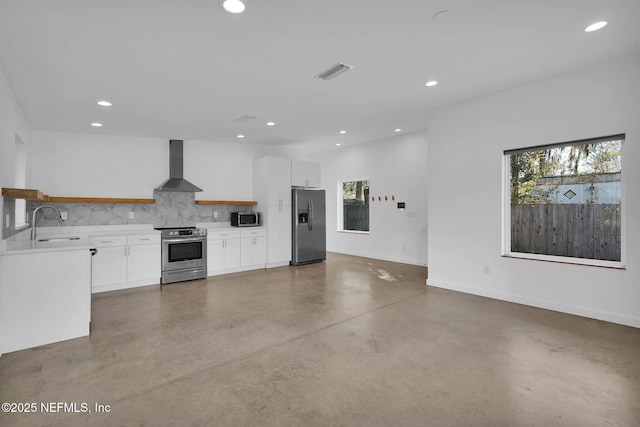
[3,188,257,206]
[195,200,257,206]
[47,197,156,204]
[2,188,49,202]
[2,188,155,204]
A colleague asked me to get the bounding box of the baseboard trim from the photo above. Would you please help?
[329,250,426,267]
[207,265,266,276]
[426,278,640,328]
[267,261,290,269]
[92,278,159,294]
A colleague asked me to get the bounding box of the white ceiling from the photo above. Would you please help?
[1,0,639,153]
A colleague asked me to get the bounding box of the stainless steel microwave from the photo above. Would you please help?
[231,212,261,227]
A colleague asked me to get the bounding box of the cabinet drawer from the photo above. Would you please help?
[241,229,266,238]
[127,234,161,245]
[208,230,241,240]
[90,236,127,247]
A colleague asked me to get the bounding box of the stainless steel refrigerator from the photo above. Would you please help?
[291,188,326,265]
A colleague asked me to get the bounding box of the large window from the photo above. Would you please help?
[338,179,370,233]
[504,135,623,267]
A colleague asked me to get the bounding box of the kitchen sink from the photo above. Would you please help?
[38,236,81,242]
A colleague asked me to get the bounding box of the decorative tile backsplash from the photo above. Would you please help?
[2,191,255,236]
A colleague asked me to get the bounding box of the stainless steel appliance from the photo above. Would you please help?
[231,211,261,227]
[155,139,203,192]
[158,227,207,284]
[291,188,326,265]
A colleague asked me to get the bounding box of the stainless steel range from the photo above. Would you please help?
[158,227,207,284]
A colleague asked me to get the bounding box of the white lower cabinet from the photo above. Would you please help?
[207,230,241,275]
[91,245,127,288]
[240,229,267,267]
[206,228,267,275]
[91,234,161,293]
[127,243,161,283]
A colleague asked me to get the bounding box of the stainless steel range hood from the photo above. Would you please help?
[155,139,203,192]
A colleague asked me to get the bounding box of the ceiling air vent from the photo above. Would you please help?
[234,115,257,123]
[315,62,353,81]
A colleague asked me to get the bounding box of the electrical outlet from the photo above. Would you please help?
[60,212,68,220]
[5,214,10,228]
[129,211,135,220]
[483,265,490,275]
[213,210,219,219]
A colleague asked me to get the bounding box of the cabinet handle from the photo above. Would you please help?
[139,238,150,241]
[101,240,114,244]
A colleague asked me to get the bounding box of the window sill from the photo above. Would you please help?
[338,230,370,235]
[502,253,626,270]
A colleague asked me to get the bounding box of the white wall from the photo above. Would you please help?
[29,132,287,201]
[310,132,428,266]
[427,53,640,327]
[0,67,31,233]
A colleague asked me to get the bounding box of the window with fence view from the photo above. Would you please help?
[341,179,370,232]
[506,135,623,263]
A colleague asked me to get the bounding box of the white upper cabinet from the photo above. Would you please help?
[291,160,321,188]
[254,156,292,206]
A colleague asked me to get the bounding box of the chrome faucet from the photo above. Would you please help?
[30,205,64,240]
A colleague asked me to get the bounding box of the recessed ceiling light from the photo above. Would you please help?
[339,130,347,134]
[237,134,245,138]
[425,80,438,87]
[336,143,341,146]
[266,121,275,126]
[90,122,103,127]
[97,100,112,107]
[222,0,245,14]
[394,128,402,132]
[585,21,607,32]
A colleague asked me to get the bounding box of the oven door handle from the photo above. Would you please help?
[162,237,206,244]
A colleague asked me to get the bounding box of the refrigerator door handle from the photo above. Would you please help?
[309,200,313,231]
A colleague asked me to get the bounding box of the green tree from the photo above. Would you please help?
[510,150,560,204]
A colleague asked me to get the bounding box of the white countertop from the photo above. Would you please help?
[1,224,160,256]
[196,222,265,231]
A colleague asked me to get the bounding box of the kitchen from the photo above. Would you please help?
[1,1,640,426]
[0,137,330,354]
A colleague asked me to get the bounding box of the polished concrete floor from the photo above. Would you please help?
[1,253,639,426]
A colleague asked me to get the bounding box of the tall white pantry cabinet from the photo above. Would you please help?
[254,156,292,267]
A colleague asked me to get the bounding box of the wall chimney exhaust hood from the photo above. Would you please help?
[155,139,203,192]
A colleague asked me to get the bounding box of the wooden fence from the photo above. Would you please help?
[344,204,369,231]
[511,203,621,261]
